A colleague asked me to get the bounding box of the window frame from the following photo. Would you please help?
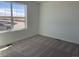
[0,1,27,33]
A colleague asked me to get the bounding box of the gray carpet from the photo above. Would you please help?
[0,34,79,57]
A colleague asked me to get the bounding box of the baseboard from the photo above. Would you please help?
[0,33,37,48]
[38,33,79,45]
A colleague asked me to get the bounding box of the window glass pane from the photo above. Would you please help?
[12,3,26,30]
[0,2,11,31]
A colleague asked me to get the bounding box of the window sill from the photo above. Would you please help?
[0,28,26,34]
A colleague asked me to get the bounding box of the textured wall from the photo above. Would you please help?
[0,1,40,46]
[39,1,79,44]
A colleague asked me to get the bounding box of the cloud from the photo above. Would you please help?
[0,8,25,16]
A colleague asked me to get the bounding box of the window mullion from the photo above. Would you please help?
[24,5,27,28]
[10,2,14,29]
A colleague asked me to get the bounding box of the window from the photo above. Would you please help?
[0,1,27,32]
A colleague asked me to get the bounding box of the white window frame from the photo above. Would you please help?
[0,1,27,33]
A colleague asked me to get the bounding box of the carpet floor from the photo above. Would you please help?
[0,34,79,57]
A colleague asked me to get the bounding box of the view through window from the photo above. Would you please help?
[0,2,26,31]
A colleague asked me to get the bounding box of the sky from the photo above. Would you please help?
[0,1,26,17]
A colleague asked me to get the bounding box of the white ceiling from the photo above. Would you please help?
[35,1,46,3]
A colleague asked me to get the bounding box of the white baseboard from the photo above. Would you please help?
[38,33,79,45]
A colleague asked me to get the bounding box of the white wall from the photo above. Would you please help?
[0,1,40,46]
[39,1,79,44]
